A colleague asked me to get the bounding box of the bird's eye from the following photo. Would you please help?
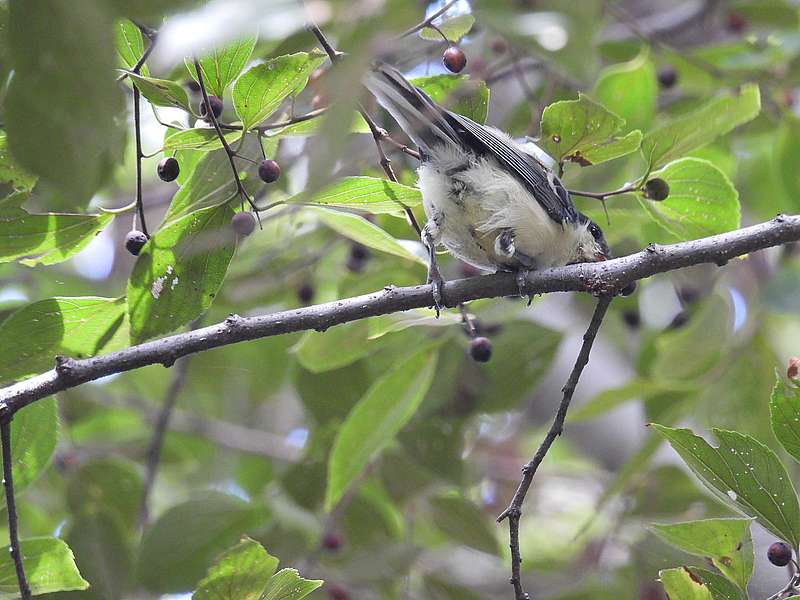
[589,224,601,240]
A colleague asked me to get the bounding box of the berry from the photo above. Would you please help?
[297,283,314,305]
[157,157,180,182]
[727,12,747,34]
[768,541,793,567]
[258,159,281,184]
[620,281,637,297]
[321,532,342,551]
[350,244,369,262]
[491,37,508,54]
[657,65,678,89]
[622,310,640,329]
[125,230,148,256]
[643,178,670,201]
[328,584,349,600]
[469,336,493,363]
[231,211,257,236]
[199,95,223,120]
[788,356,800,380]
[442,46,467,73]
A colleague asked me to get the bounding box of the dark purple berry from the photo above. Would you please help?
[622,310,640,329]
[199,95,223,120]
[469,336,493,363]
[321,532,342,551]
[125,230,148,256]
[328,584,349,600]
[657,65,678,89]
[643,178,670,201]
[727,12,747,33]
[788,357,800,381]
[297,283,315,305]
[443,46,467,73]
[768,541,793,567]
[157,157,180,182]
[620,281,637,297]
[350,244,369,262]
[231,211,257,236]
[258,159,281,184]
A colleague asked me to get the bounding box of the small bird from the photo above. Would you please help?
[364,63,611,310]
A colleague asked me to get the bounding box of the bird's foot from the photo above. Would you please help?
[427,263,445,317]
[516,269,533,306]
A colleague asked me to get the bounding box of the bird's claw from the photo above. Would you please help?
[516,269,533,306]
[427,265,445,317]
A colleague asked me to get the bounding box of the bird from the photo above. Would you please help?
[363,62,612,311]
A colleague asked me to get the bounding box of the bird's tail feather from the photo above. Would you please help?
[363,62,460,154]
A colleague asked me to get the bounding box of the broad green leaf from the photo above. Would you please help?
[640,158,740,240]
[193,537,279,600]
[568,378,696,423]
[66,458,143,531]
[287,176,422,216]
[7,399,57,493]
[314,208,425,265]
[6,0,125,206]
[128,72,193,112]
[0,297,127,385]
[429,492,500,555]
[776,115,800,201]
[539,93,642,166]
[659,567,713,600]
[0,133,37,192]
[422,576,484,600]
[642,84,761,168]
[412,74,490,124]
[325,346,438,511]
[115,19,148,75]
[292,321,375,374]
[163,134,264,224]
[594,52,657,131]
[770,375,800,464]
[367,310,460,340]
[127,204,236,343]
[0,537,88,598]
[0,202,113,266]
[651,518,753,590]
[65,511,133,600]
[419,14,476,41]
[260,568,323,600]
[653,424,800,547]
[138,492,268,593]
[187,35,258,99]
[233,51,326,131]
[163,128,241,152]
[685,567,746,600]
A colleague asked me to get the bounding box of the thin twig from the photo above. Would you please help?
[132,86,149,237]
[568,185,638,201]
[397,0,460,39]
[1,418,31,600]
[497,295,614,600]
[1,215,799,413]
[137,354,192,528]
[217,107,329,134]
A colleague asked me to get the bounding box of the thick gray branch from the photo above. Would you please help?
[1,214,798,414]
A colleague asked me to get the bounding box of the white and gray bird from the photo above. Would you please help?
[363,63,611,309]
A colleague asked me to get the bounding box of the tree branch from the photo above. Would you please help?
[1,417,31,600]
[497,295,614,600]
[0,215,799,414]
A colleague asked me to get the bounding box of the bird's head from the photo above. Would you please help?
[574,214,610,263]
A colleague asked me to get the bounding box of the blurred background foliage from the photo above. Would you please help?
[1,0,800,598]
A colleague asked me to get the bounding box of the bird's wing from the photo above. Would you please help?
[444,111,578,225]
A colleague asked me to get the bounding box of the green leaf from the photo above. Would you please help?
[419,14,476,41]
[127,204,236,343]
[137,492,268,593]
[163,128,241,153]
[128,72,193,112]
[293,321,374,373]
[659,567,713,600]
[0,133,37,192]
[429,492,500,555]
[325,346,438,511]
[260,568,323,600]
[642,84,761,168]
[163,134,264,224]
[593,51,657,131]
[187,35,258,99]
[769,375,800,464]
[6,0,125,206]
[233,51,326,131]
[412,74,490,124]
[287,176,422,216]
[7,399,57,493]
[115,19,148,75]
[685,567,746,600]
[0,537,88,598]
[568,378,696,423]
[0,202,113,266]
[314,208,425,265]
[651,518,753,590]
[539,93,642,166]
[775,115,800,201]
[0,297,127,385]
[193,537,279,600]
[653,424,800,547]
[640,158,740,240]
[66,458,143,531]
